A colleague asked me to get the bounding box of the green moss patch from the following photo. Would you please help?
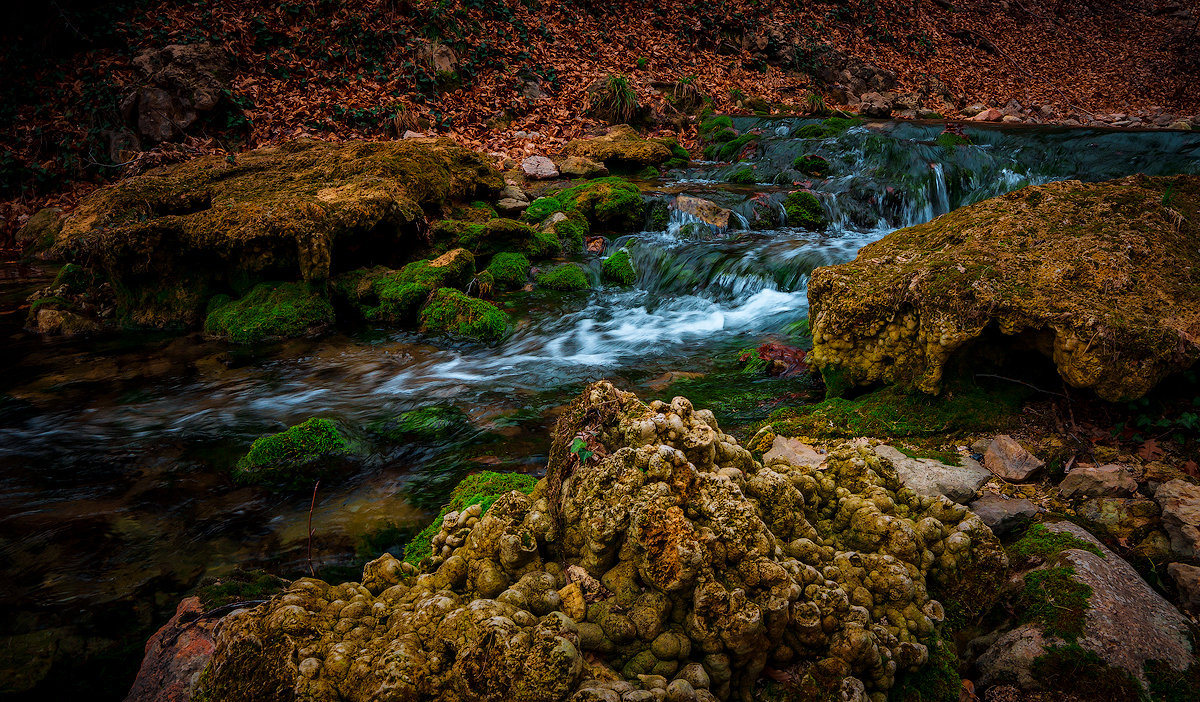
[334,249,475,325]
[793,154,830,177]
[195,570,288,610]
[523,197,562,224]
[537,263,591,291]
[796,117,863,139]
[418,288,508,342]
[1028,644,1142,702]
[369,406,472,443]
[730,168,758,184]
[602,248,637,285]
[431,218,558,259]
[234,417,366,488]
[204,281,334,344]
[784,190,827,229]
[554,177,645,232]
[1016,566,1093,642]
[764,381,1024,439]
[889,633,960,702]
[486,252,531,289]
[554,211,589,252]
[403,470,539,566]
[1008,524,1105,562]
[699,115,733,134]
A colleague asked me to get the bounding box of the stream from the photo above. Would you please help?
[2,118,1199,700]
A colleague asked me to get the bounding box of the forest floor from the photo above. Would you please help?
[1,0,1198,249]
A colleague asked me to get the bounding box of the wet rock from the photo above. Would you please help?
[522,155,561,179]
[968,494,1040,536]
[808,175,1200,401]
[874,444,991,503]
[1167,562,1200,613]
[984,436,1043,481]
[561,125,672,170]
[1154,479,1200,559]
[123,596,216,702]
[672,196,731,230]
[556,155,609,179]
[1058,463,1137,499]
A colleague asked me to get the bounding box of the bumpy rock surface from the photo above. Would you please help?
[193,382,1006,702]
[808,175,1200,401]
[562,125,672,170]
[43,138,501,330]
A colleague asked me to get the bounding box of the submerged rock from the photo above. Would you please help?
[44,138,501,331]
[204,281,334,344]
[808,175,1200,401]
[187,381,1005,702]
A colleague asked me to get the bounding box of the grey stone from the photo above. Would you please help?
[976,624,1053,690]
[1058,463,1137,499]
[967,494,1040,535]
[984,435,1043,481]
[522,155,560,180]
[1155,479,1200,559]
[874,445,991,503]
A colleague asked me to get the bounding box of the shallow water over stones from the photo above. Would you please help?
[1,119,1199,699]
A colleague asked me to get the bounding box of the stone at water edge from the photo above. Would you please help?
[556,155,609,179]
[672,195,732,230]
[1168,562,1200,614]
[984,435,1044,481]
[977,521,1194,692]
[1154,479,1200,559]
[873,444,992,504]
[123,597,216,702]
[521,155,560,179]
[971,108,1004,121]
[1057,463,1138,499]
[967,494,1041,536]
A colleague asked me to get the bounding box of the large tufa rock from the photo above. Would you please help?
[122,44,232,144]
[189,382,1006,702]
[562,125,672,171]
[808,175,1200,401]
[44,139,501,331]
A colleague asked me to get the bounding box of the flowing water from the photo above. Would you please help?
[1,118,1199,699]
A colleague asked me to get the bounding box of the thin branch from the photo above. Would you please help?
[307,479,320,577]
[976,374,1066,397]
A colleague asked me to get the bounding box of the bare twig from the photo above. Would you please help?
[307,479,320,577]
[976,374,1066,397]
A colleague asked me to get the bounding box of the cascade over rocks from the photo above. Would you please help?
[35,138,502,332]
[808,175,1200,401]
[188,382,1005,702]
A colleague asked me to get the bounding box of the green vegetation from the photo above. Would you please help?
[485,252,531,289]
[234,417,365,487]
[889,633,960,702]
[537,263,591,291]
[936,132,971,149]
[195,570,288,609]
[1146,659,1200,702]
[403,471,539,566]
[1028,644,1142,702]
[204,282,334,344]
[588,73,639,124]
[784,190,827,229]
[554,211,589,252]
[699,115,734,134]
[369,406,471,443]
[602,248,637,285]
[1017,567,1092,641]
[793,154,830,177]
[554,177,645,232]
[730,167,758,184]
[763,381,1025,439]
[523,196,562,224]
[1008,524,1105,562]
[418,288,508,342]
[431,218,558,259]
[710,132,760,161]
[796,117,864,139]
[335,251,475,324]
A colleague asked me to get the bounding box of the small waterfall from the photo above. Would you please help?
[930,163,950,217]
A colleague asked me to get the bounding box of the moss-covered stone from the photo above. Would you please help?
[16,206,63,256]
[889,633,960,702]
[418,288,508,342]
[553,211,589,252]
[523,197,562,224]
[369,406,472,444]
[536,264,591,291]
[485,252,531,290]
[794,154,830,177]
[430,218,559,259]
[716,133,760,161]
[233,417,366,488]
[195,570,289,609]
[403,470,539,566]
[1008,523,1106,563]
[808,175,1200,400]
[561,124,671,171]
[204,281,334,344]
[601,248,637,285]
[784,190,827,229]
[729,168,757,184]
[50,138,501,329]
[554,177,645,232]
[1016,566,1093,642]
[796,117,863,139]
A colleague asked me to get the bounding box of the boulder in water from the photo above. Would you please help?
[672,195,731,230]
[808,175,1200,401]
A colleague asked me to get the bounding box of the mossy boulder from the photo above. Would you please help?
[485,252,531,290]
[561,124,672,171]
[47,138,501,330]
[794,154,830,177]
[204,281,334,343]
[418,288,508,342]
[555,177,645,232]
[430,218,559,259]
[335,248,476,324]
[536,264,591,291]
[601,248,637,285]
[233,417,367,488]
[16,206,64,256]
[369,405,473,444]
[784,190,827,229]
[808,175,1200,401]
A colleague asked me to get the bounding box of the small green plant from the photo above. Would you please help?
[587,73,639,125]
[569,436,594,463]
[1163,184,1176,207]
[805,92,828,115]
[636,57,648,69]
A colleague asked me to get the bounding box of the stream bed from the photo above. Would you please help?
[2,118,1199,700]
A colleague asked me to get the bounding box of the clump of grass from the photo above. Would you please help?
[588,73,639,125]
